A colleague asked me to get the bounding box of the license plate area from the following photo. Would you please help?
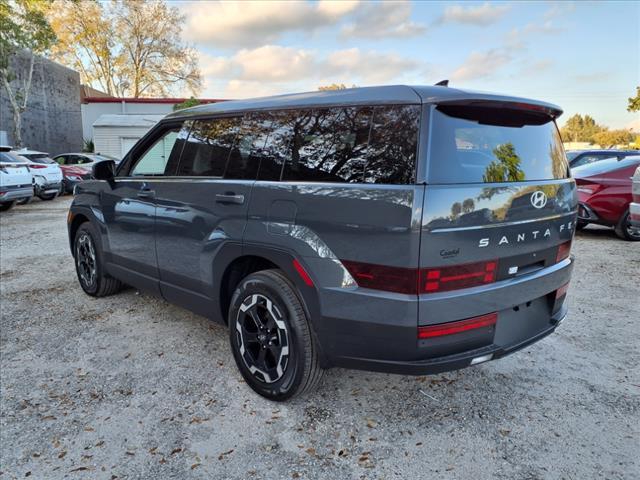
[494,297,551,348]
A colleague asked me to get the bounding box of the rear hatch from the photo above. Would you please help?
[0,153,32,188]
[419,100,577,327]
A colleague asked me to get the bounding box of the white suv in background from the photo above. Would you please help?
[0,148,33,211]
[10,149,63,200]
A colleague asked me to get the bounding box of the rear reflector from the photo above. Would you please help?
[418,312,497,339]
[556,241,572,263]
[292,259,314,287]
[555,282,569,300]
[420,260,497,293]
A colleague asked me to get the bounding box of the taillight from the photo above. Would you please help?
[28,164,46,169]
[340,259,498,294]
[340,260,417,294]
[420,260,498,293]
[556,241,571,263]
[418,312,497,339]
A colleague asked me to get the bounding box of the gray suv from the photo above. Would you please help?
[68,85,577,400]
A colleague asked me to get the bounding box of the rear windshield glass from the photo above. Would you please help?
[428,105,568,184]
[23,154,55,164]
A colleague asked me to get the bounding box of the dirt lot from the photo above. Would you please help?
[1,196,638,479]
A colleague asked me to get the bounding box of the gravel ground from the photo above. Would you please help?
[1,196,639,480]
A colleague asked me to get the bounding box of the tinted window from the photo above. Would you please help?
[278,107,372,183]
[176,118,240,177]
[571,154,615,168]
[130,127,183,176]
[23,154,55,164]
[364,105,419,184]
[428,106,568,184]
[224,113,268,180]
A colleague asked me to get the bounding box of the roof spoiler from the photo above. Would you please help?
[434,79,449,87]
[435,98,563,121]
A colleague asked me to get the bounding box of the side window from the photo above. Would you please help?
[54,156,66,165]
[176,117,241,177]
[364,105,420,184]
[279,107,372,183]
[130,126,184,176]
[224,113,268,180]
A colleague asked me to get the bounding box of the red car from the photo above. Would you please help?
[573,155,640,241]
[59,165,92,194]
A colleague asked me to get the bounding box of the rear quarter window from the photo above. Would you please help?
[428,105,568,184]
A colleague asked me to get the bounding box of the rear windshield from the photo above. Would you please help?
[22,154,55,164]
[572,156,640,177]
[428,105,568,184]
[0,152,28,163]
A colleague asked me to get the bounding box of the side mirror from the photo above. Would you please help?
[93,160,115,181]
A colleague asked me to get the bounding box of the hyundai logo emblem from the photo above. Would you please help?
[530,191,548,209]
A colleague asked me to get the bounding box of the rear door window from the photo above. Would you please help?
[428,105,568,184]
[260,105,419,184]
[130,127,184,176]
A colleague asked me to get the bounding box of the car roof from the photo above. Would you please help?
[165,84,562,120]
[12,148,49,155]
[572,155,640,177]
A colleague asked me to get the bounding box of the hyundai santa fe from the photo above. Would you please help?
[67,85,577,400]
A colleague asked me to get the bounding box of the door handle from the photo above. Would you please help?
[215,193,245,205]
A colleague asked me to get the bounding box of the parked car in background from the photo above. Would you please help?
[11,149,63,200]
[0,147,33,211]
[573,155,640,240]
[566,149,638,169]
[630,165,640,231]
[53,153,121,193]
[54,153,121,169]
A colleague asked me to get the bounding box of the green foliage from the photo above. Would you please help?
[318,83,357,91]
[591,129,635,149]
[0,0,56,72]
[628,86,640,113]
[83,138,94,153]
[173,96,200,111]
[483,142,525,183]
[559,114,605,143]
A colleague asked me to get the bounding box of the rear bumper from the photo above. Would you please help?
[577,202,600,222]
[315,257,573,375]
[0,186,33,202]
[332,306,566,375]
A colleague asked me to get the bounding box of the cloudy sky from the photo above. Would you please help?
[175,1,639,129]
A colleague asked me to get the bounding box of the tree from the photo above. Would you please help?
[48,0,201,97]
[628,86,640,112]
[173,96,200,111]
[318,83,356,91]
[483,142,525,183]
[0,0,56,147]
[560,114,605,143]
[591,129,635,149]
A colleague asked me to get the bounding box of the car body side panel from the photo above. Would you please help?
[244,181,425,359]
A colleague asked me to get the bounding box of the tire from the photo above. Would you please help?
[614,210,640,241]
[73,222,123,296]
[228,269,323,401]
[0,201,15,212]
[38,191,58,201]
[576,220,588,231]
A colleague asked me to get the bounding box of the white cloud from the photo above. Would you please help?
[183,0,359,47]
[198,46,422,97]
[341,1,426,39]
[450,49,512,81]
[438,2,511,26]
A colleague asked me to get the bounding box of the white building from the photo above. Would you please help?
[81,96,224,158]
[92,114,165,159]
